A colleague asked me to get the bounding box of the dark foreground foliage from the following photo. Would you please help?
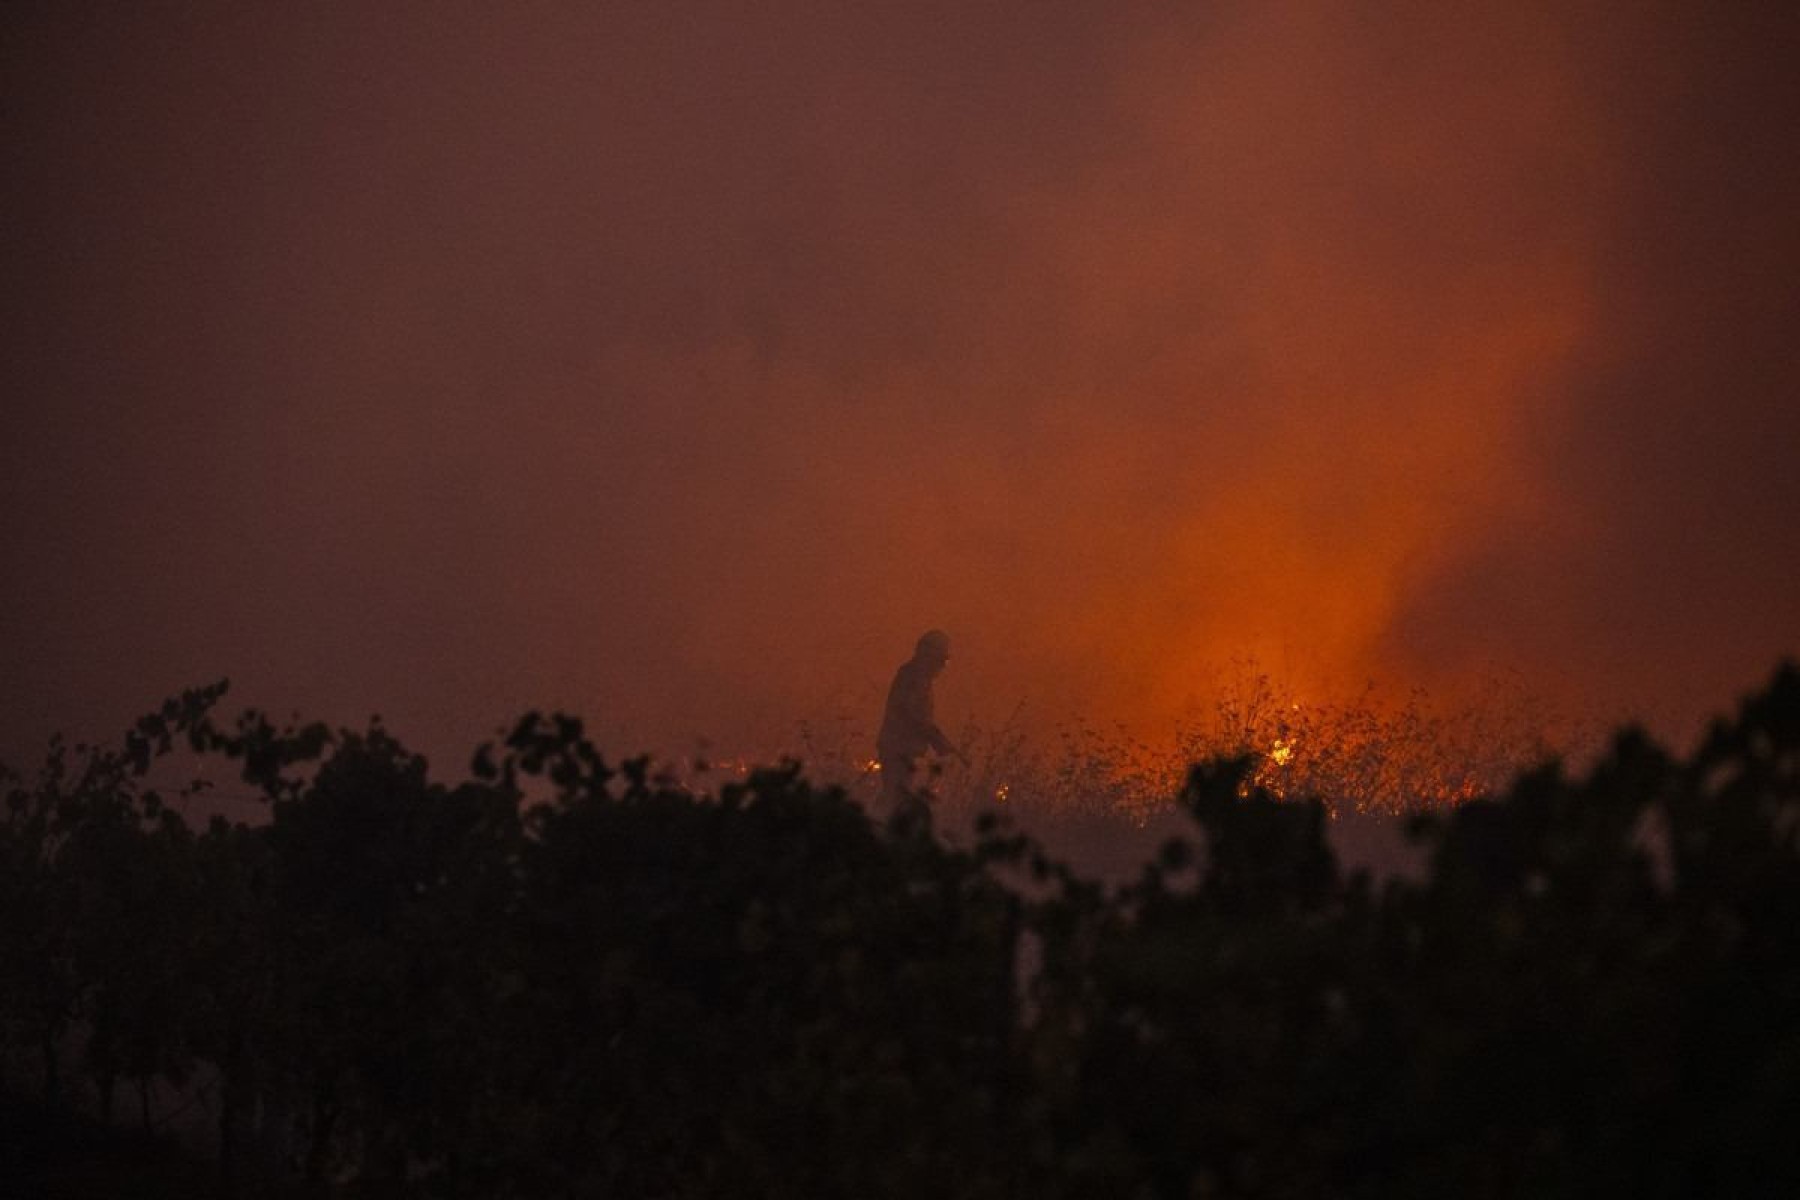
[3,664,1797,1198]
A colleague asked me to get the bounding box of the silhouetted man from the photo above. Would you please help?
[878,629,963,828]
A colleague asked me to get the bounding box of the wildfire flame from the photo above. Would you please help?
[661,668,1573,822]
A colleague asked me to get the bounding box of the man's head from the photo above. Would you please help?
[915,629,951,674]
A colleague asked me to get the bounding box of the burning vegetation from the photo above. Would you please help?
[717,663,1596,836]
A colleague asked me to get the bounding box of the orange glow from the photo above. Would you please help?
[2,4,1792,782]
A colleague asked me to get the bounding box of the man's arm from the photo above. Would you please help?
[893,666,957,757]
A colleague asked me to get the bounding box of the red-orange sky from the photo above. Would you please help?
[4,2,1796,770]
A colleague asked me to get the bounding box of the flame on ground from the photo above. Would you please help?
[631,668,1591,824]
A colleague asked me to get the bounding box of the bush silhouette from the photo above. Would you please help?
[2,664,1796,1197]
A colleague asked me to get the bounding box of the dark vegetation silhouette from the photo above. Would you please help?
[3,663,1798,1197]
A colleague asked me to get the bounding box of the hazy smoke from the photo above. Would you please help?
[3,2,1795,765]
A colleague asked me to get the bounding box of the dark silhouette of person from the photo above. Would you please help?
[877,629,964,828]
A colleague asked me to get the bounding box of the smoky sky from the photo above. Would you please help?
[4,1,1796,767]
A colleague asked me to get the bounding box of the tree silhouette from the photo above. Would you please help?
[3,664,1797,1197]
